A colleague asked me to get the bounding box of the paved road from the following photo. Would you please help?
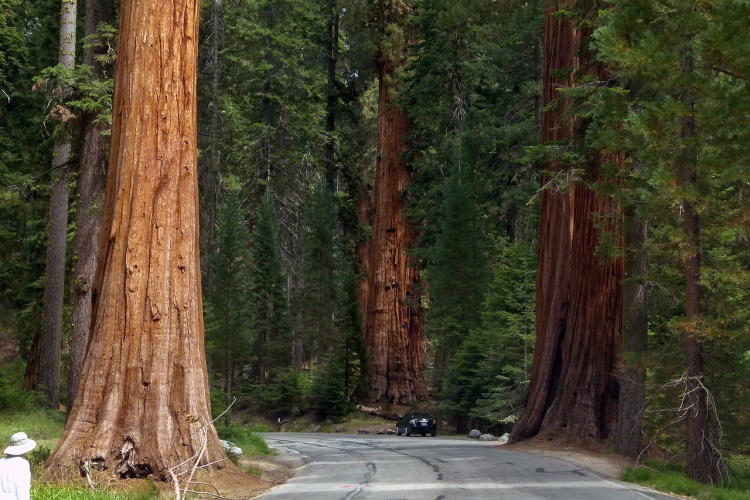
[258,433,675,500]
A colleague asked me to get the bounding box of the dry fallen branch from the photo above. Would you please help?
[167,399,236,499]
[637,371,725,483]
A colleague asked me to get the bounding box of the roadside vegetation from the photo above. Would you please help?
[622,458,750,500]
[215,424,273,457]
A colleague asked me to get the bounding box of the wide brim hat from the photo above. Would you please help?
[4,432,37,456]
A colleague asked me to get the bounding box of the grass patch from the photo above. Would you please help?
[0,410,65,443]
[243,463,263,477]
[33,483,159,500]
[621,459,750,500]
[215,424,272,456]
[727,457,750,493]
[0,410,65,476]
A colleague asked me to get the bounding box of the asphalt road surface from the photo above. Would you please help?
[258,433,675,500]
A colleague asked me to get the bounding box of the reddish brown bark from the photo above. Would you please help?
[511,2,623,443]
[46,0,227,480]
[364,8,427,403]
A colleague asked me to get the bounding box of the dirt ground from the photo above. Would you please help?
[503,436,635,480]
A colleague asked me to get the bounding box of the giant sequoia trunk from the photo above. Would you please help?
[511,1,623,443]
[46,0,227,480]
[67,0,114,416]
[364,8,427,403]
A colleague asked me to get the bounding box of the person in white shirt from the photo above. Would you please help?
[0,432,36,500]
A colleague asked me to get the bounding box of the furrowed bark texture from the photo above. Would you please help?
[511,2,623,443]
[46,0,226,480]
[365,25,427,404]
[68,0,114,416]
[40,0,78,410]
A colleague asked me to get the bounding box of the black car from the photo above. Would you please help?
[396,412,437,437]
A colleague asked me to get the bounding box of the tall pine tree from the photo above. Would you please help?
[592,0,750,481]
[205,181,254,419]
[250,190,291,382]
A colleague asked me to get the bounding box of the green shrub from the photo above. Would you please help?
[726,456,750,493]
[253,368,310,417]
[0,359,48,412]
[27,445,51,475]
[310,354,355,421]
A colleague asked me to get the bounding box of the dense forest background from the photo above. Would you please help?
[1,0,749,482]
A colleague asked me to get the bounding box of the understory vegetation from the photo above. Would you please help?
[622,459,750,500]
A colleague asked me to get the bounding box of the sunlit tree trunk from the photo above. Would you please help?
[67,0,114,417]
[512,1,623,443]
[46,0,227,480]
[40,0,78,410]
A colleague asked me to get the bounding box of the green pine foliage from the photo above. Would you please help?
[428,161,489,390]
[254,366,310,417]
[588,0,750,462]
[205,180,255,414]
[298,179,341,361]
[471,239,536,425]
[405,0,542,255]
[300,178,368,417]
[0,0,61,350]
[442,238,536,428]
[405,0,542,427]
[220,0,326,192]
[249,190,292,382]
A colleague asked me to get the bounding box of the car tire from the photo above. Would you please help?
[396,427,401,436]
[406,428,411,437]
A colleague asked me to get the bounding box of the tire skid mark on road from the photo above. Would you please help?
[338,439,446,479]
[268,438,380,500]
[269,437,451,498]
[267,437,368,463]
[342,462,376,500]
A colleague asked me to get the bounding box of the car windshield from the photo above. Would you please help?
[409,413,433,419]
